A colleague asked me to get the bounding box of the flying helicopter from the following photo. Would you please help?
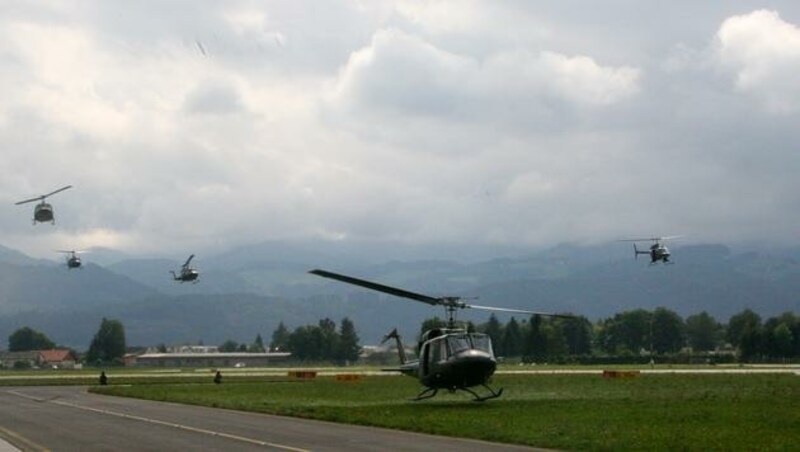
[620,236,681,265]
[14,185,73,225]
[309,268,570,402]
[171,254,199,283]
[57,250,85,269]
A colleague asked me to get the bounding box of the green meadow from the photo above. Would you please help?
[91,372,800,450]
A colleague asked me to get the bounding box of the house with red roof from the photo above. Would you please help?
[0,349,78,369]
[39,349,77,369]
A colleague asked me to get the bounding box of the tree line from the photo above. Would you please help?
[268,317,360,364]
[8,309,798,366]
[472,308,800,363]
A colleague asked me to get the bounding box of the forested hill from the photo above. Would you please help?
[0,242,798,348]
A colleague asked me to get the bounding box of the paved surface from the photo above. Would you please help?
[0,386,535,451]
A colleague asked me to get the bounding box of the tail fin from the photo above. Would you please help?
[381,328,407,364]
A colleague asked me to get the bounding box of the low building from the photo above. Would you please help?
[0,349,78,369]
[134,351,291,368]
[39,349,78,369]
[0,351,42,369]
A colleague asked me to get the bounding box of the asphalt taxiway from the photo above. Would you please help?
[0,386,535,451]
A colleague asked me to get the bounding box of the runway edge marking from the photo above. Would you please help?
[5,390,307,452]
[50,400,310,452]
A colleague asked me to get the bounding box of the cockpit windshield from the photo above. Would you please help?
[469,333,493,354]
[446,335,472,354]
[444,333,494,356]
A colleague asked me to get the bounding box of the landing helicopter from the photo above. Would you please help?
[14,185,73,224]
[57,250,85,269]
[309,269,570,402]
[620,236,681,265]
[171,254,199,283]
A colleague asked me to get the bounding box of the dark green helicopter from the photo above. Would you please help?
[57,250,84,269]
[15,185,72,225]
[309,269,570,402]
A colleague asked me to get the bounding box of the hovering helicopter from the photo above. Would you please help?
[620,236,681,264]
[57,250,84,269]
[309,269,570,402]
[14,185,73,224]
[171,254,199,283]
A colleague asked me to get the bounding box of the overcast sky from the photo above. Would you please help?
[2,1,800,260]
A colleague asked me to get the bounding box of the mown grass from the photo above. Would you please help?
[91,373,800,450]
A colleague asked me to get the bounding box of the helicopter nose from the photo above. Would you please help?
[451,350,497,383]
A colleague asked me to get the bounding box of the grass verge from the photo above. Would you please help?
[91,373,800,450]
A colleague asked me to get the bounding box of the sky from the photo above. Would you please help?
[1,1,800,260]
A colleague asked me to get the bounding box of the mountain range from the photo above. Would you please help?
[0,241,798,350]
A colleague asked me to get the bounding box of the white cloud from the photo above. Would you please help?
[715,9,800,113]
[2,2,800,260]
[329,28,641,123]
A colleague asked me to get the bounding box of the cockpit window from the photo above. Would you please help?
[446,335,472,354]
[469,333,493,354]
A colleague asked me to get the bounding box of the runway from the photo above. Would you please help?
[0,386,534,451]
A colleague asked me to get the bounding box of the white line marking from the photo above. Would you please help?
[6,390,308,452]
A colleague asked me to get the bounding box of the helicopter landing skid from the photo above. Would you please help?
[412,384,504,402]
[462,384,504,402]
[411,387,438,401]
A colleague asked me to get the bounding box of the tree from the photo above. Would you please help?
[726,309,761,347]
[337,317,361,364]
[559,316,592,355]
[739,322,762,362]
[288,325,318,361]
[8,326,56,351]
[598,310,652,354]
[651,307,685,354]
[219,340,239,352]
[763,313,798,358]
[772,323,794,358]
[501,317,523,357]
[525,315,548,362]
[248,334,265,352]
[318,318,339,361]
[482,314,504,356]
[270,322,290,352]
[86,318,126,365]
[685,312,720,352]
[727,309,763,361]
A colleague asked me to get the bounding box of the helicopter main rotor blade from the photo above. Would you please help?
[467,304,574,318]
[618,235,682,242]
[14,196,44,205]
[43,185,73,198]
[309,269,440,306]
[183,254,195,268]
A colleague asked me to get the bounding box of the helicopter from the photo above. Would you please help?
[57,250,85,269]
[620,236,681,264]
[309,268,570,402]
[14,185,73,224]
[171,254,199,283]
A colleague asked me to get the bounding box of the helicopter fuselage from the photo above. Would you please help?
[66,257,82,269]
[634,242,671,264]
[388,329,498,397]
[175,270,199,282]
[33,202,54,223]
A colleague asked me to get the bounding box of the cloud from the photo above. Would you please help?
[183,80,245,115]
[715,9,800,113]
[328,28,641,133]
[2,2,800,261]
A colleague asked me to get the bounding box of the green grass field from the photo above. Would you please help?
[90,372,800,450]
